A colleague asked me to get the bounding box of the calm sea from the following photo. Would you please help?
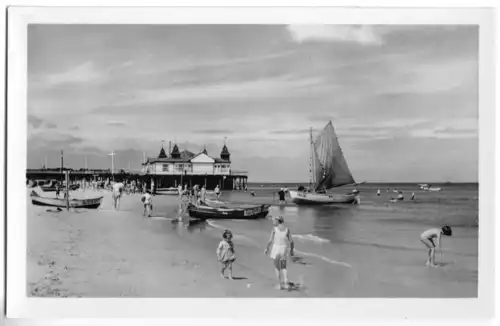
[194,182,478,296]
[145,182,477,296]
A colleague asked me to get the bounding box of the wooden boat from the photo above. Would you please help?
[289,121,361,205]
[155,187,179,195]
[39,179,59,192]
[187,202,270,220]
[418,184,442,192]
[30,190,103,209]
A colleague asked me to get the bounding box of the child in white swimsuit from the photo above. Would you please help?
[265,216,294,290]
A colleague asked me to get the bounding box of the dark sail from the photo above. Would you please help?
[313,121,355,191]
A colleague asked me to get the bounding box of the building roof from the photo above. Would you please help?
[145,153,230,164]
[144,143,231,164]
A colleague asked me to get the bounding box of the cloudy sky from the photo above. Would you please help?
[27,25,478,182]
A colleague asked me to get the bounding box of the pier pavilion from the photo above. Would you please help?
[26,144,249,191]
[142,143,248,190]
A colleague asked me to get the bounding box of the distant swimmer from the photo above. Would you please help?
[251,191,256,197]
[420,226,452,267]
[390,191,404,202]
[377,189,380,196]
[411,192,415,200]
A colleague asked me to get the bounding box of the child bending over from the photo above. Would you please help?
[420,226,452,267]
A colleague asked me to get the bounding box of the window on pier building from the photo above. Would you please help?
[162,164,169,172]
[175,164,183,172]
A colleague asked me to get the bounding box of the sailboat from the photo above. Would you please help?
[289,121,360,205]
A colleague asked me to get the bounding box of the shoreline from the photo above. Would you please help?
[27,188,477,298]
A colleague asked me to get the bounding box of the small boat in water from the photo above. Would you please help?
[187,202,270,220]
[418,184,442,192]
[155,187,179,195]
[30,190,103,209]
[289,121,361,205]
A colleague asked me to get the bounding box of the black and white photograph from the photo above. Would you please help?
[4,5,496,321]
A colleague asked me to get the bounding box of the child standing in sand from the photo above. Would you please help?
[217,230,236,280]
[420,226,452,267]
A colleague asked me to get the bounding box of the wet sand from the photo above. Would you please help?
[27,188,476,298]
[27,190,333,297]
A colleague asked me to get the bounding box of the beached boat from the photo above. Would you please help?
[30,190,103,209]
[155,187,179,195]
[187,202,270,220]
[289,121,361,205]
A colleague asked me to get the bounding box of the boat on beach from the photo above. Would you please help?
[155,187,179,195]
[187,202,270,220]
[30,190,103,209]
[289,121,361,206]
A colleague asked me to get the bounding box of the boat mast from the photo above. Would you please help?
[309,127,315,188]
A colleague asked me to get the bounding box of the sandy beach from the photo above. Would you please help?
[27,184,477,298]
[27,189,321,298]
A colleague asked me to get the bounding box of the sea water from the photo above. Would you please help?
[152,183,478,297]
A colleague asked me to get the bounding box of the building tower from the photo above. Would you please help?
[220,144,231,161]
[170,144,181,159]
[158,142,167,158]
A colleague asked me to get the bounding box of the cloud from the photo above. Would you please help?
[106,120,128,127]
[435,127,478,135]
[410,128,478,139]
[192,129,235,135]
[69,125,80,130]
[45,62,105,86]
[45,122,57,129]
[77,146,106,155]
[269,128,318,135]
[28,131,84,152]
[287,25,383,45]
[28,114,43,128]
[307,115,338,123]
[97,75,326,112]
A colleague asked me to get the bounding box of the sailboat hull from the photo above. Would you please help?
[289,191,359,205]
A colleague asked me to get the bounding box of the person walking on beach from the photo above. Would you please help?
[55,183,61,198]
[265,216,295,290]
[420,226,452,267]
[141,190,153,217]
[178,184,183,199]
[200,185,207,204]
[217,229,236,280]
[278,188,286,204]
[112,181,124,210]
[411,192,415,200]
